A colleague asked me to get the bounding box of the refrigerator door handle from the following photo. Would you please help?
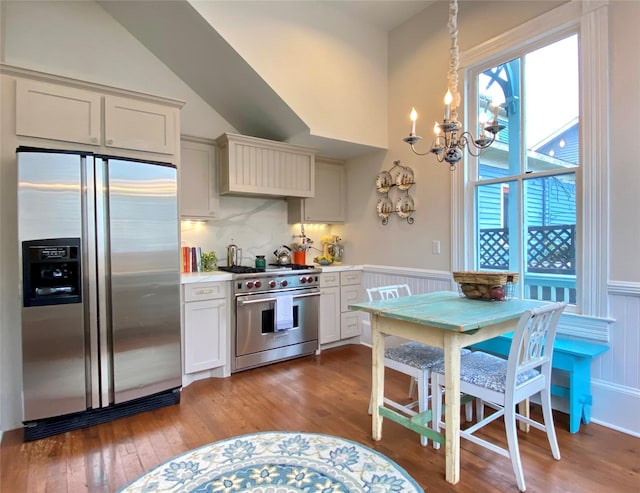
[83,156,102,410]
[94,158,112,407]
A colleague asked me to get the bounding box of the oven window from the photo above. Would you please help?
[261,306,299,333]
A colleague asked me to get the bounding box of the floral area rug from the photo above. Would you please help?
[118,431,424,492]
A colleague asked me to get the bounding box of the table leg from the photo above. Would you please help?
[518,399,531,432]
[444,334,461,484]
[371,316,385,441]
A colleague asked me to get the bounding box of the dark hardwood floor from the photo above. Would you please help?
[1,344,638,492]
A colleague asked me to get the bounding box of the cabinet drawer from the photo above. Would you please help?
[340,284,362,312]
[341,311,362,339]
[320,272,340,287]
[184,282,227,302]
[340,271,362,286]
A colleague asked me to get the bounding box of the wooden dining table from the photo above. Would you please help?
[349,290,549,485]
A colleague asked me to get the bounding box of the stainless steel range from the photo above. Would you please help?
[219,265,321,372]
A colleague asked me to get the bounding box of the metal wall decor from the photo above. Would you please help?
[376,160,415,225]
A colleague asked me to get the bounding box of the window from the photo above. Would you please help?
[473,35,579,304]
[454,2,610,318]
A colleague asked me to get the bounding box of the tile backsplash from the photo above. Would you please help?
[181,195,333,267]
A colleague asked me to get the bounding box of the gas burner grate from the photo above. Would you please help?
[218,266,263,274]
[268,263,315,270]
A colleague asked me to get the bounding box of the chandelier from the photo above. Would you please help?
[403,0,504,170]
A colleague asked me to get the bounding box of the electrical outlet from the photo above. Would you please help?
[432,240,441,255]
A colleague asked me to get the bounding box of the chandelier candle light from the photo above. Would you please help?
[403,0,504,170]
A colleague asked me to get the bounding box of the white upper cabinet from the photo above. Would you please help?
[16,79,102,146]
[13,74,182,159]
[180,138,218,218]
[216,132,315,198]
[104,95,178,155]
[288,157,345,223]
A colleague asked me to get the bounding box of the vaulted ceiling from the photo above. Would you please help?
[97,0,432,158]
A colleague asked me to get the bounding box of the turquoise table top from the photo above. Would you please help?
[349,291,550,332]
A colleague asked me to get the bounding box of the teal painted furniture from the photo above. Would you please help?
[469,333,609,433]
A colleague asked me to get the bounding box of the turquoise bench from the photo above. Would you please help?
[469,334,609,433]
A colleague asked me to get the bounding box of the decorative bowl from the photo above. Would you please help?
[314,257,333,265]
[453,271,518,301]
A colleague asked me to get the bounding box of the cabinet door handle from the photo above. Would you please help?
[107,139,114,145]
[196,289,214,295]
[91,137,98,143]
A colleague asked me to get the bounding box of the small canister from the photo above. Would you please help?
[255,255,266,271]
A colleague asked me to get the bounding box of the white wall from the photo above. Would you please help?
[609,1,640,283]
[190,0,389,149]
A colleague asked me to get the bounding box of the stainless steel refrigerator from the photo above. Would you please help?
[17,147,181,440]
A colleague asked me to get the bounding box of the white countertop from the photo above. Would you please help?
[181,264,363,284]
[181,271,233,284]
[318,264,363,273]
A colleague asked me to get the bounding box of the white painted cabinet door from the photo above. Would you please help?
[16,79,102,146]
[184,298,227,373]
[180,139,218,218]
[104,95,178,155]
[287,159,345,224]
[305,160,346,222]
[319,286,341,344]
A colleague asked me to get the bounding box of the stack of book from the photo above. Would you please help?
[182,246,202,273]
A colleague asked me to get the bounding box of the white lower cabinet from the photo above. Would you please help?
[319,270,362,345]
[183,282,228,376]
[319,285,341,344]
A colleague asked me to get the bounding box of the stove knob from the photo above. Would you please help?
[280,280,289,287]
[300,277,307,283]
[246,281,254,289]
[254,280,262,288]
[269,280,277,288]
[306,276,314,283]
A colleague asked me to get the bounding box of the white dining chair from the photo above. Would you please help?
[366,284,471,447]
[431,301,567,492]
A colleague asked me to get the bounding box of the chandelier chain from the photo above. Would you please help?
[447,0,460,111]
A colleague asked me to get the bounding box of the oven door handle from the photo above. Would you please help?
[238,291,320,305]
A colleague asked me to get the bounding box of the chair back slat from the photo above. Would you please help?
[366,284,412,302]
[507,302,567,390]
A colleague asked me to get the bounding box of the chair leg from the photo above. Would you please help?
[417,371,428,447]
[541,389,561,460]
[431,373,442,450]
[476,398,484,421]
[505,404,526,492]
[464,398,473,422]
[408,376,417,399]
